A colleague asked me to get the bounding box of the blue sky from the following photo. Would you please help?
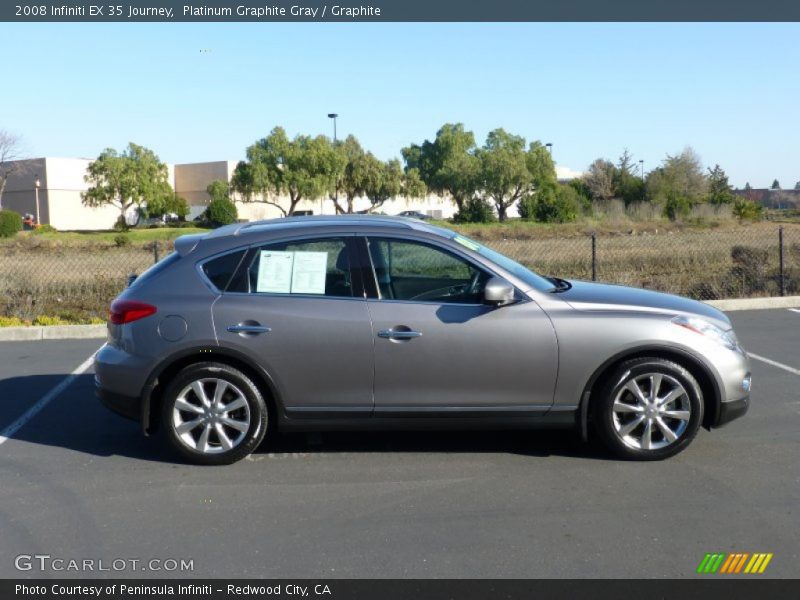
[2,22,798,187]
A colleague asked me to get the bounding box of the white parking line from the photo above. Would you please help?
[749,353,800,377]
[0,351,97,447]
[788,308,800,314]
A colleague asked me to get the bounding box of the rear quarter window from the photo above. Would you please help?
[201,250,247,291]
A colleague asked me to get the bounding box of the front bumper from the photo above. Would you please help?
[715,395,749,427]
[95,376,141,422]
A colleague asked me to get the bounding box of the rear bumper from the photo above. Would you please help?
[95,376,141,422]
[715,395,749,427]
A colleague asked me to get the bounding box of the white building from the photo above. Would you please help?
[0,157,461,230]
[0,157,581,231]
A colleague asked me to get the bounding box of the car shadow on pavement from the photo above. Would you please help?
[257,429,614,461]
[2,373,176,464]
[3,373,614,463]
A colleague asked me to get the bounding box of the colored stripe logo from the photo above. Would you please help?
[697,553,773,574]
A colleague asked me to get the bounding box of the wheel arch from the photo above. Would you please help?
[139,346,283,435]
[578,345,722,441]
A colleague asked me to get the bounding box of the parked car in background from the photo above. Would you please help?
[395,210,432,220]
[95,216,750,465]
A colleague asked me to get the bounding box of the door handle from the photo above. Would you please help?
[227,324,272,334]
[377,329,422,340]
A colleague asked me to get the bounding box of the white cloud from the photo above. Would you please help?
[555,165,584,180]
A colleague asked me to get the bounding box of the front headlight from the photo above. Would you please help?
[671,316,738,352]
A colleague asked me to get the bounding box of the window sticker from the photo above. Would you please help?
[257,251,294,293]
[290,251,328,294]
[453,235,481,252]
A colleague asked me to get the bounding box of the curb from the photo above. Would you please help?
[0,324,107,342]
[0,296,798,341]
[705,296,800,311]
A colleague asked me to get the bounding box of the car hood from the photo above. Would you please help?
[555,280,731,329]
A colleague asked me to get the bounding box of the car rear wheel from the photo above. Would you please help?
[161,362,268,465]
[592,357,703,460]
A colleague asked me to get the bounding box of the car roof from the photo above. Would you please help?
[204,214,451,240]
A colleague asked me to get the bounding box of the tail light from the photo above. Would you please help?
[109,299,157,325]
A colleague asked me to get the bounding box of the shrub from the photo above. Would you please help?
[32,315,68,326]
[206,197,238,227]
[113,233,130,247]
[0,316,28,327]
[732,198,762,221]
[453,198,496,223]
[520,185,581,223]
[0,210,23,238]
[663,194,693,221]
[31,224,57,235]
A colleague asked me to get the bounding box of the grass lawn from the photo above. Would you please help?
[3,227,210,246]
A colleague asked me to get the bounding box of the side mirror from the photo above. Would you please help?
[483,277,515,306]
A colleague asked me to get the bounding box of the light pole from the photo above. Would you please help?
[327,113,338,143]
[639,160,645,202]
[328,113,339,214]
[34,175,41,226]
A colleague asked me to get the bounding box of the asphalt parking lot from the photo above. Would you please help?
[0,309,797,579]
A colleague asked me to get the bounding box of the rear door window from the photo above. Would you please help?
[239,238,354,298]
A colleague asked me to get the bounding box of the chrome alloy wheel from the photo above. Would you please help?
[171,378,251,454]
[611,373,691,451]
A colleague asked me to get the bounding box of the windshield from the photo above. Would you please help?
[450,233,556,292]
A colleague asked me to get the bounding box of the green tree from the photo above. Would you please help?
[795,181,800,191]
[232,127,340,217]
[645,147,708,218]
[207,179,231,203]
[707,164,736,205]
[476,129,531,222]
[614,149,646,205]
[519,183,582,223]
[402,123,480,213]
[771,179,781,190]
[362,157,403,210]
[204,180,237,226]
[82,143,173,229]
[402,168,427,201]
[454,197,496,223]
[335,135,369,214]
[144,193,189,220]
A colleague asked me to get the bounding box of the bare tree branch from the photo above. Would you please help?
[0,130,25,209]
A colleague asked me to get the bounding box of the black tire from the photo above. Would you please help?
[161,362,268,465]
[592,357,703,460]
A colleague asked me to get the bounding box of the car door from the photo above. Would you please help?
[361,236,559,412]
[211,235,374,414]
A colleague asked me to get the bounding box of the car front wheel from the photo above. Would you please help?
[593,357,703,460]
[161,362,268,465]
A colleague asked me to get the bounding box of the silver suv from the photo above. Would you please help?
[95,216,750,465]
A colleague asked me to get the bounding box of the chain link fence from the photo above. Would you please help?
[1,224,798,322]
[489,224,800,300]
